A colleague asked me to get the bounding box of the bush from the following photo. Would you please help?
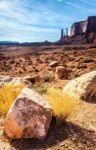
[34,84,48,94]
[0,83,24,114]
[46,88,76,120]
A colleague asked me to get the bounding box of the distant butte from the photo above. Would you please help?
[57,16,96,45]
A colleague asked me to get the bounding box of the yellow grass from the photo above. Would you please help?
[0,83,24,114]
[47,88,77,119]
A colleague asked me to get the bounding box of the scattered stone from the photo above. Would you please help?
[63,70,96,101]
[49,61,58,67]
[55,66,70,79]
[23,75,42,84]
[4,87,52,139]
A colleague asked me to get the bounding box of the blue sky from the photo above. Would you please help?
[0,0,96,42]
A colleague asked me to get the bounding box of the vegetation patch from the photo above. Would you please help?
[46,88,77,120]
[0,83,24,114]
[34,83,48,94]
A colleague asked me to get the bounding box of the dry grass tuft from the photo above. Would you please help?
[0,83,24,114]
[47,88,77,120]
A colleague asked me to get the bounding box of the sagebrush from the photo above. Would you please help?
[47,88,77,119]
[0,83,24,114]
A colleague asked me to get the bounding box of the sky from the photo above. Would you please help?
[0,0,96,42]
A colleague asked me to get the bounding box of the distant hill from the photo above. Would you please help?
[0,41,20,45]
[0,40,53,46]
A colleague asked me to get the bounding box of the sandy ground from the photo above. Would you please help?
[0,45,96,79]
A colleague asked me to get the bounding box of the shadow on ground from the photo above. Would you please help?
[10,118,96,150]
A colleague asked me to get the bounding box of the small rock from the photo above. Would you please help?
[63,70,96,101]
[4,88,52,139]
[55,66,70,79]
[49,61,58,67]
[23,75,42,84]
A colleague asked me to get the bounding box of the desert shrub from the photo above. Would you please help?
[46,88,76,119]
[0,83,24,114]
[34,84,48,94]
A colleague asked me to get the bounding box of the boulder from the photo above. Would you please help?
[0,76,30,87]
[55,66,70,79]
[4,88,52,139]
[49,61,58,67]
[63,70,96,101]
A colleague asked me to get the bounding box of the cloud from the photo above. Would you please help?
[0,0,11,10]
[62,1,96,13]
[81,0,96,6]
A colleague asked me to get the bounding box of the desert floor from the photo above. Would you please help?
[0,45,96,150]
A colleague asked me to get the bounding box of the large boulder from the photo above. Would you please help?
[63,71,96,101]
[4,88,52,139]
[55,66,70,79]
[0,76,30,87]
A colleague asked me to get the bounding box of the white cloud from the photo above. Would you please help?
[0,0,12,10]
[63,1,96,13]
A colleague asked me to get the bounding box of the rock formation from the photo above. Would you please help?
[70,20,87,36]
[57,16,96,45]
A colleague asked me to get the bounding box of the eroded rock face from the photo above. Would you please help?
[70,21,87,36]
[4,88,52,139]
[86,16,96,33]
[70,16,96,44]
[70,16,96,37]
[85,16,96,43]
[55,66,70,79]
[57,16,96,45]
[63,71,96,101]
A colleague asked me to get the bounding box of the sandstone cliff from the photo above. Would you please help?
[70,16,96,37]
[70,20,87,36]
[57,16,96,45]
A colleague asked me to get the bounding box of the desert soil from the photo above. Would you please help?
[0,45,96,150]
